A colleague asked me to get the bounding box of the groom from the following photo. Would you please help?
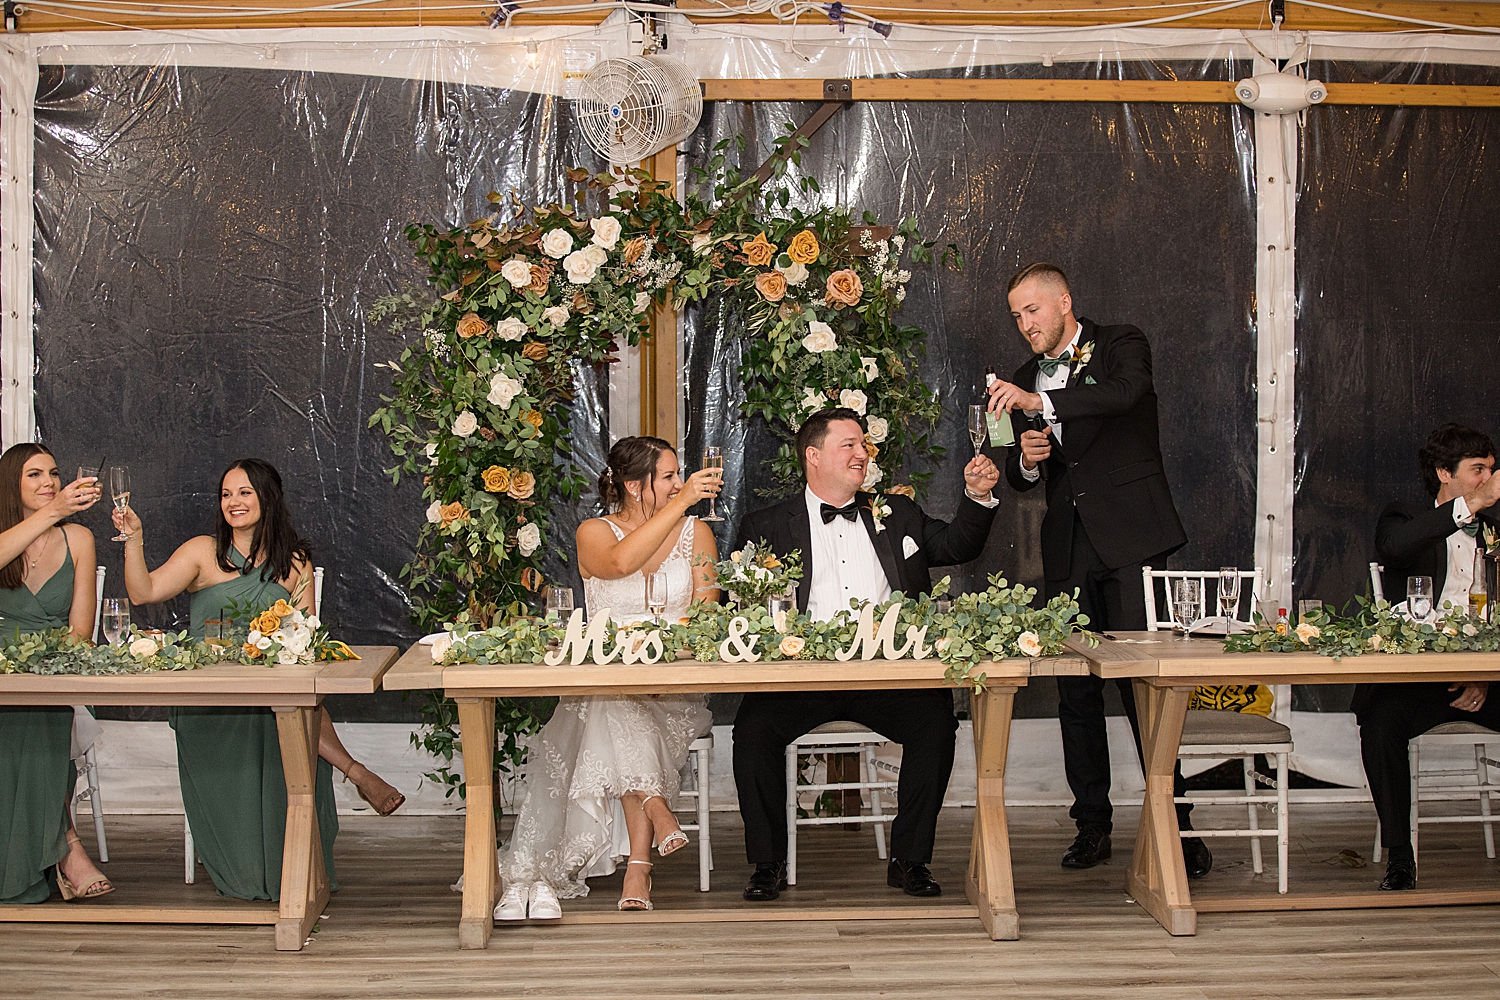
[731,407,1000,901]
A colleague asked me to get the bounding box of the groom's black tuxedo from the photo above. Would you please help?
[731,488,997,870]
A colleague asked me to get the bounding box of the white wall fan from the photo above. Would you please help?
[574,55,702,165]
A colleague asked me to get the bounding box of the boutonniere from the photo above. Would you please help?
[1075,340,1095,367]
[866,494,893,533]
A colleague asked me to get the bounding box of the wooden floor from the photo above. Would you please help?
[8,804,1500,998]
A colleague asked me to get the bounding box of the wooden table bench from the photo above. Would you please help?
[1068,633,1500,935]
[383,644,1093,949]
[0,646,398,951]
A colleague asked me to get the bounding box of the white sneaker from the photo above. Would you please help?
[527,880,563,920]
[494,882,526,921]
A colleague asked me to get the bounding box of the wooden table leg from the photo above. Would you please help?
[456,697,497,950]
[965,685,1019,941]
[273,705,330,952]
[1125,681,1196,936]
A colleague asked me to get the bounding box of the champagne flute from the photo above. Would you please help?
[1218,567,1241,621]
[647,572,668,624]
[968,404,986,459]
[101,598,129,645]
[108,466,132,541]
[701,446,725,523]
[1173,578,1202,639]
[1408,575,1434,624]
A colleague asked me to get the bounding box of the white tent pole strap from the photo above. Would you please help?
[0,39,37,450]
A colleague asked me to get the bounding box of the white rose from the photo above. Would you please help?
[777,260,808,286]
[426,501,443,524]
[129,637,159,657]
[589,216,621,249]
[277,647,300,665]
[452,410,478,437]
[304,614,321,630]
[431,633,453,662]
[861,356,880,383]
[281,624,312,655]
[563,249,599,284]
[801,321,837,354]
[540,228,573,259]
[583,244,608,267]
[254,635,274,651]
[1294,623,1321,643]
[542,305,570,327]
[500,258,532,288]
[495,317,528,342]
[691,233,713,255]
[248,629,262,644]
[517,522,541,556]
[425,442,439,465]
[487,373,523,409]
[840,388,868,415]
[1016,631,1043,657]
[633,291,651,314]
[866,416,889,443]
[800,387,825,412]
[861,461,883,491]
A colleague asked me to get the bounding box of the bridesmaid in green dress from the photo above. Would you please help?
[114,458,403,901]
[0,443,113,903]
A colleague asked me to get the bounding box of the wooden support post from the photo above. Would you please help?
[642,144,680,447]
[272,706,330,952]
[1125,681,1196,936]
[456,696,498,950]
[966,684,1019,940]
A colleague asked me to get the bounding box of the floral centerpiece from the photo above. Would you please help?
[707,539,804,607]
[219,597,359,664]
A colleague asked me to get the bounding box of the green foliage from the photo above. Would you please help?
[0,627,215,675]
[1224,598,1500,658]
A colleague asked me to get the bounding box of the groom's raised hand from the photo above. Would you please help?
[963,455,1000,497]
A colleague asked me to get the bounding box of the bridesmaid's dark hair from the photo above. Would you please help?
[216,458,312,583]
[597,436,675,514]
[0,443,55,590]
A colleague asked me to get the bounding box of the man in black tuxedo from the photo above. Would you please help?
[732,407,1000,901]
[986,262,1210,878]
[1360,423,1500,891]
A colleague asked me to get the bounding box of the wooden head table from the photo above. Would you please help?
[383,644,1092,949]
[0,646,398,951]
[1069,632,1500,936]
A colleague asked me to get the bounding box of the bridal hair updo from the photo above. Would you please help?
[216,458,313,583]
[598,436,675,515]
[0,443,55,589]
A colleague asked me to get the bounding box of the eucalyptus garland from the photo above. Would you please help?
[0,628,216,676]
[1224,599,1500,658]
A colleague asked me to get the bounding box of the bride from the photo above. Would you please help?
[495,436,721,918]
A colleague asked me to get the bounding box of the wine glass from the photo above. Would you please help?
[968,404,986,459]
[1172,578,1203,639]
[101,598,129,645]
[647,572,668,624]
[544,586,574,620]
[1408,575,1434,624]
[1218,567,1241,621]
[108,466,131,541]
[701,446,725,523]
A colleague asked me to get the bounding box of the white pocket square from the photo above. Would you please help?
[902,535,920,560]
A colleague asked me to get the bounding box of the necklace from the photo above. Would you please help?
[25,532,48,570]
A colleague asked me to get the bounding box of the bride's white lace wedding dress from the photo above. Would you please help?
[497,517,713,898]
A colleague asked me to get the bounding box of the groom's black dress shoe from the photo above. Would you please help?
[887,859,942,897]
[1061,827,1112,869]
[743,862,789,901]
[1182,837,1213,880]
[1379,857,1416,891]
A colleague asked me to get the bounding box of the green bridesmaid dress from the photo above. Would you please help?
[171,548,338,901]
[0,536,77,903]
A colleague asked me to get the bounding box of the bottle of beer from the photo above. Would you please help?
[1470,547,1489,622]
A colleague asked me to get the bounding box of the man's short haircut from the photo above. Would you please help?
[1419,423,1496,497]
[1007,262,1071,297]
[796,406,867,479]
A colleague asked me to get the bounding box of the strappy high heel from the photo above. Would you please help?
[344,761,406,816]
[57,834,113,901]
[640,794,688,857]
[617,860,654,911]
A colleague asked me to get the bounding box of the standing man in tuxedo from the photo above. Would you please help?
[1361,423,1500,891]
[986,262,1210,878]
[732,407,1000,901]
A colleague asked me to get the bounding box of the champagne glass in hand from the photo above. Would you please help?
[1218,567,1241,621]
[109,466,132,541]
[701,446,725,523]
[968,404,986,459]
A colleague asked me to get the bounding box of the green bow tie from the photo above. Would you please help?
[1036,352,1075,378]
[1462,520,1480,538]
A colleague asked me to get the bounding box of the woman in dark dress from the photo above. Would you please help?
[0,443,112,902]
[113,458,402,901]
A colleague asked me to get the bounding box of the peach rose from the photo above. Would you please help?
[507,471,537,500]
[481,465,511,493]
[779,635,806,658]
[243,642,263,660]
[825,269,864,307]
[521,410,545,430]
[864,440,879,461]
[741,233,777,267]
[787,229,820,264]
[456,312,491,339]
[622,236,647,265]
[887,484,916,499]
[522,342,549,361]
[439,501,469,527]
[754,271,787,303]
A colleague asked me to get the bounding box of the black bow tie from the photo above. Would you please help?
[821,503,859,524]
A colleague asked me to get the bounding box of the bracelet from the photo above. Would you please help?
[964,487,992,503]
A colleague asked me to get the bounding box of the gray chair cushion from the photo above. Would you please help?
[1181,709,1292,747]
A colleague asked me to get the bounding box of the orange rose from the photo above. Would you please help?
[787,229,820,264]
[572,291,594,315]
[887,484,916,499]
[741,233,777,267]
[269,599,294,617]
[521,410,545,430]
[507,471,537,500]
[243,643,263,660]
[825,269,864,307]
[865,440,880,461]
[253,611,281,635]
[521,342,549,361]
[439,501,469,527]
[528,263,553,295]
[754,271,787,303]
[456,312,491,339]
[622,236,647,265]
[481,465,511,493]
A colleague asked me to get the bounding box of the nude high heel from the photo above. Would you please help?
[640,794,688,857]
[57,835,113,901]
[617,860,654,911]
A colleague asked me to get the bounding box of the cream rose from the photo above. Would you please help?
[801,321,838,354]
[425,442,440,465]
[691,233,713,255]
[779,635,806,658]
[500,258,533,288]
[540,228,573,259]
[452,411,478,437]
[800,387,825,412]
[583,244,608,267]
[589,215,621,249]
[861,461,883,491]
[542,305,570,327]
[488,373,523,409]
[777,260,809,286]
[129,637,159,657]
[426,501,443,524]
[1369,634,1383,650]
[866,416,889,443]
[1295,623,1321,643]
[839,388,868,415]
[517,522,541,556]
[861,356,880,383]
[430,634,453,663]
[563,249,599,284]
[633,291,651,314]
[1016,632,1043,657]
[495,317,528,342]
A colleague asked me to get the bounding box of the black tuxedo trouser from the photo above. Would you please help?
[1359,681,1500,853]
[733,689,958,865]
[1046,510,1191,834]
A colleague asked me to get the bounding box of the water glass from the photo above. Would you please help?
[768,595,794,633]
[1218,567,1241,620]
[203,618,230,647]
[1408,576,1434,623]
[1296,600,1323,624]
[544,586,574,619]
[100,598,129,645]
[1172,578,1203,638]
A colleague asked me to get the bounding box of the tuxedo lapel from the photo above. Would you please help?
[1057,319,1105,456]
[856,492,904,595]
[786,500,814,611]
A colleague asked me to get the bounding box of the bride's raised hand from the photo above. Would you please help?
[43,476,102,521]
[112,503,142,539]
[672,467,724,510]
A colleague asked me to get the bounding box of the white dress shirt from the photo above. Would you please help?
[803,487,892,622]
[1019,321,1084,483]
[1440,495,1480,612]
